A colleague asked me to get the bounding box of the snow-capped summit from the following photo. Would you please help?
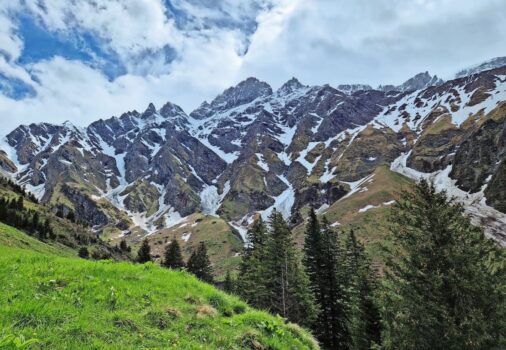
[141,103,157,118]
[277,77,305,96]
[455,57,506,78]
[336,84,373,94]
[190,77,272,119]
[379,72,443,93]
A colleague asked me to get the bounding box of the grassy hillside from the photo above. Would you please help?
[294,166,413,260]
[0,222,74,257]
[0,224,318,349]
[0,179,129,261]
[105,213,243,279]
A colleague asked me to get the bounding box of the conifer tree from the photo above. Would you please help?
[381,180,506,350]
[237,218,270,309]
[136,239,152,263]
[187,242,213,283]
[119,239,131,252]
[42,219,51,238]
[223,271,235,293]
[344,230,381,350]
[265,210,317,327]
[162,238,185,270]
[31,212,40,234]
[16,196,24,210]
[319,217,351,349]
[78,247,89,259]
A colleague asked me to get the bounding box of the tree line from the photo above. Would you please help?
[234,180,505,350]
[123,180,506,350]
[0,177,38,203]
[135,237,214,284]
[0,195,55,240]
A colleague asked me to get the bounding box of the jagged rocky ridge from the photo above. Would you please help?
[1,62,506,245]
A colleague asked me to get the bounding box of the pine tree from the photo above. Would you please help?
[381,180,506,350]
[119,239,130,252]
[31,212,40,234]
[78,247,89,259]
[237,218,270,309]
[41,219,53,238]
[136,239,152,263]
[16,196,24,210]
[302,210,355,349]
[162,238,185,270]
[66,211,75,223]
[223,271,235,293]
[320,217,351,349]
[187,242,213,283]
[264,210,317,327]
[344,230,381,350]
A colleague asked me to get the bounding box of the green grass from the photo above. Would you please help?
[0,224,318,349]
[0,223,74,257]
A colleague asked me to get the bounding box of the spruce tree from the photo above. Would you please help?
[320,217,351,349]
[162,238,185,270]
[237,217,270,309]
[119,239,130,252]
[136,239,152,263]
[264,210,317,327]
[16,196,24,210]
[344,230,381,350]
[187,242,213,283]
[381,180,506,350]
[223,271,235,293]
[302,208,328,343]
[78,247,89,259]
[31,212,40,234]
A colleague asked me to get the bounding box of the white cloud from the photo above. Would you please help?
[0,0,505,135]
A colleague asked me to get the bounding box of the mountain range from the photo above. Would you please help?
[1,57,506,267]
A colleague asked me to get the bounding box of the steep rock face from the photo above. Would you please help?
[407,112,462,173]
[1,60,506,243]
[485,161,506,212]
[0,151,16,173]
[5,123,61,165]
[3,102,226,233]
[61,184,109,226]
[451,108,506,193]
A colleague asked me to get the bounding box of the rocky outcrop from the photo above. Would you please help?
[0,151,16,173]
[451,113,506,193]
[61,184,109,226]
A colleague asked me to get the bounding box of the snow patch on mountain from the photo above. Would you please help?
[391,153,506,245]
[200,180,230,216]
[261,175,295,220]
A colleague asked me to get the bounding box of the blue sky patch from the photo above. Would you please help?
[0,73,36,100]
[15,15,126,80]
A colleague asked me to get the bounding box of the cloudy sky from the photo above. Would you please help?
[0,0,505,133]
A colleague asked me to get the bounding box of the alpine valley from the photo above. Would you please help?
[2,57,506,273]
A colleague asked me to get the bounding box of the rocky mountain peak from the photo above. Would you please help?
[337,84,373,94]
[141,103,157,118]
[398,71,443,92]
[277,77,304,96]
[378,71,443,92]
[211,77,272,109]
[455,56,506,78]
[190,77,273,119]
[159,101,186,119]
